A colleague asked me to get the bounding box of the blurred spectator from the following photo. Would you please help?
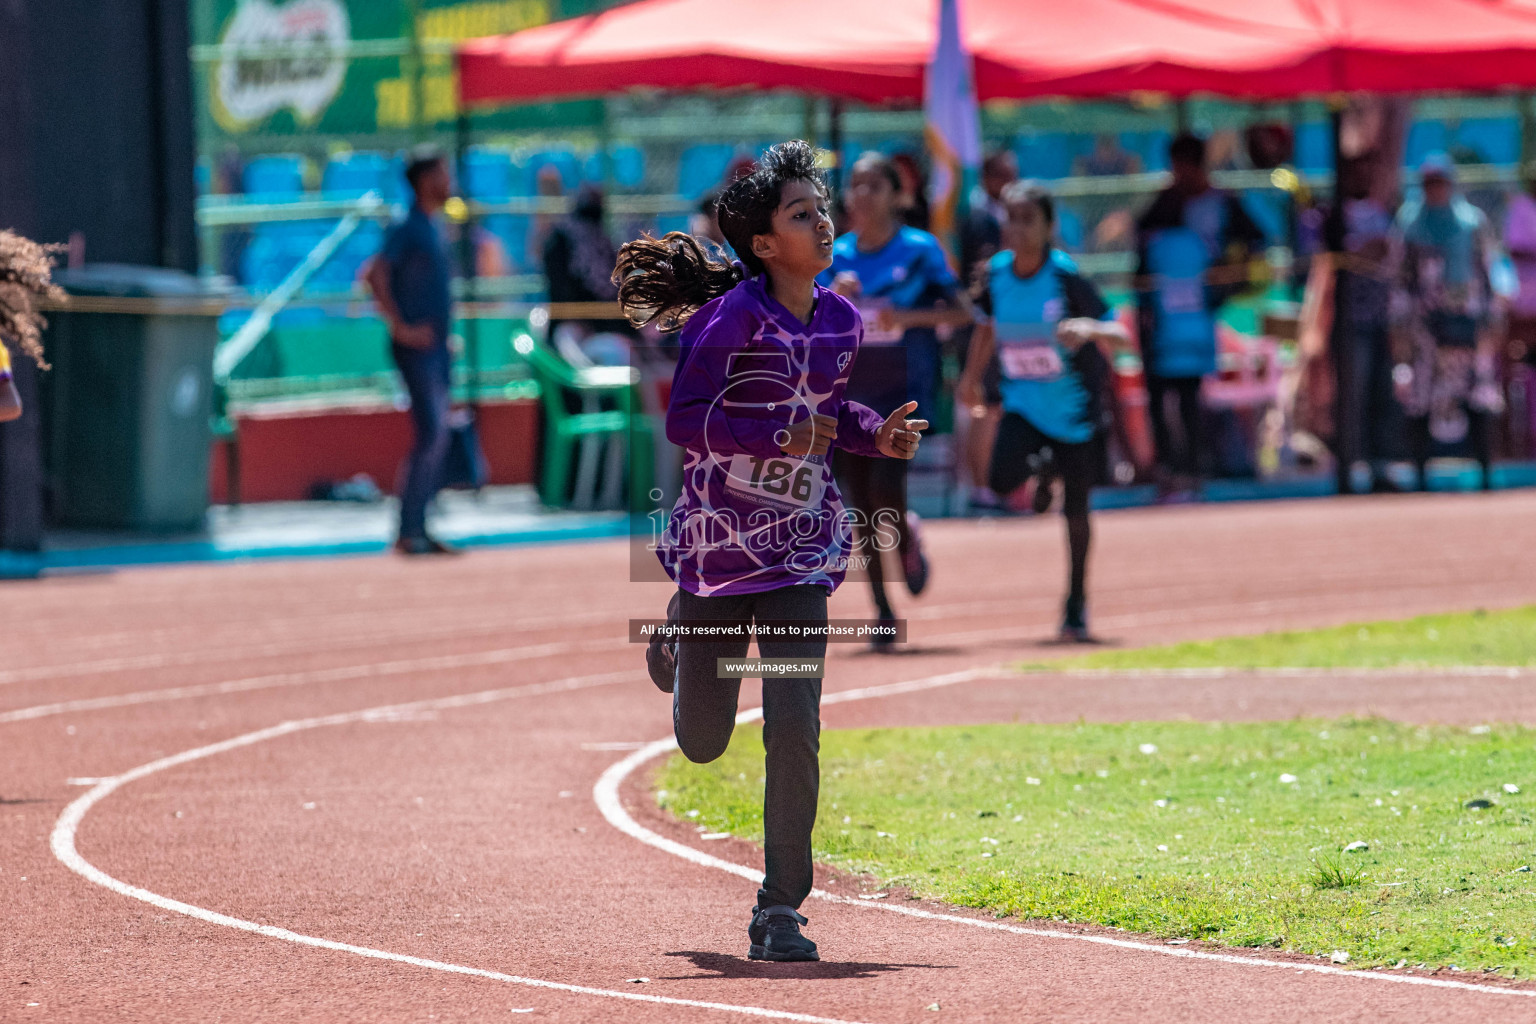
[1324,155,1404,491]
[474,224,512,279]
[364,146,459,556]
[1135,133,1266,494]
[1394,153,1502,489]
[1077,135,1142,251]
[1077,134,1141,177]
[1244,123,1294,170]
[957,147,1018,512]
[689,190,727,248]
[542,184,629,350]
[215,144,244,194]
[960,149,1017,284]
[214,144,248,281]
[890,151,931,230]
[1504,174,1536,457]
[1205,130,1243,172]
[1503,173,1536,363]
[527,163,567,271]
[724,153,758,186]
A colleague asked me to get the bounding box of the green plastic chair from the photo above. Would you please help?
[210,379,241,506]
[514,335,653,511]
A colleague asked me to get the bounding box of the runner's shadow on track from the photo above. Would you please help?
[661,951,953,980]
[846,645,967,658]
[1031,636,1120,649]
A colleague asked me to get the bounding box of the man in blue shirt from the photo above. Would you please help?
[1134,134,1265,495]
[366,146,459,555]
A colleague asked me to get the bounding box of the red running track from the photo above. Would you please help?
[6,491,1536,1023]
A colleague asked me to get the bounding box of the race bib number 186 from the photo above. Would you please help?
[724,452,828,510]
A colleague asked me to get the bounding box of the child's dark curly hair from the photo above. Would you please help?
[613,140,829,331]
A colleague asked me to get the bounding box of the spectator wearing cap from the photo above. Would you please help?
[1392,153,1503,490]
[365,146,460,555]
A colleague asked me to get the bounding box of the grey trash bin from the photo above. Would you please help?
[44,265,221,531]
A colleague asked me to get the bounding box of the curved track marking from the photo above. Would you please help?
[594,667,1536,1001]
[2,637,622,723]
[49,670,874,1024]
[0,603,645,688]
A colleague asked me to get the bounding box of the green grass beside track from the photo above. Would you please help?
[1034,606,1536,672]
[659,719,1536,974]
[658,607,1536,975]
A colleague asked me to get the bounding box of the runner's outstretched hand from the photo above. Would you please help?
[876,400,928,460]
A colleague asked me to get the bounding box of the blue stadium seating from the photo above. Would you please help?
[462,148,514,201]
[321,151,390,198]
[678,144,737,199]
[1404,120,1449,169]
[1121,131,1172,173]
[1451,117,1519,165]
[240,155,310,289]
[243,155,305,199]
[461,148,529,275]
[582,145,647,188]
[1293,122,1333,173]
[1013,132,1081,181]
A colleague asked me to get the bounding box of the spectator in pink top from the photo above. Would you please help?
[1503,176,1536,456]
[1505,178,1536,343]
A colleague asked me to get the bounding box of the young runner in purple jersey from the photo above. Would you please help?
[614,141,927,962]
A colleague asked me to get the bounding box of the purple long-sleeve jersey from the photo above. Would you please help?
[656,275,886,597]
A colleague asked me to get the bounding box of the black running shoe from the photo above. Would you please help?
[646,591,680,693]
[1030,476,1055,515]
[394,535,462,556]
[748,905,819,962]
[902,510,929,597]
[869,613,899,653]
[1059,596,1090,643]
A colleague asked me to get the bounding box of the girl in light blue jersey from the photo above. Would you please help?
[959,182,1128,640]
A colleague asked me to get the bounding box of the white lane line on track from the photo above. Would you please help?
[0,604,635,687]
[594,667,1536,1002]
[1,638,622,724]
[50,671,874,1024]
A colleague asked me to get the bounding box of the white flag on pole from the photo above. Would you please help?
[924,0,981,239]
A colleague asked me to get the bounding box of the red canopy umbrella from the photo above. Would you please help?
[1095,0,1536,95]
[459,0,1536,107]
[459,0,938,106]
[457,0,1326,108]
